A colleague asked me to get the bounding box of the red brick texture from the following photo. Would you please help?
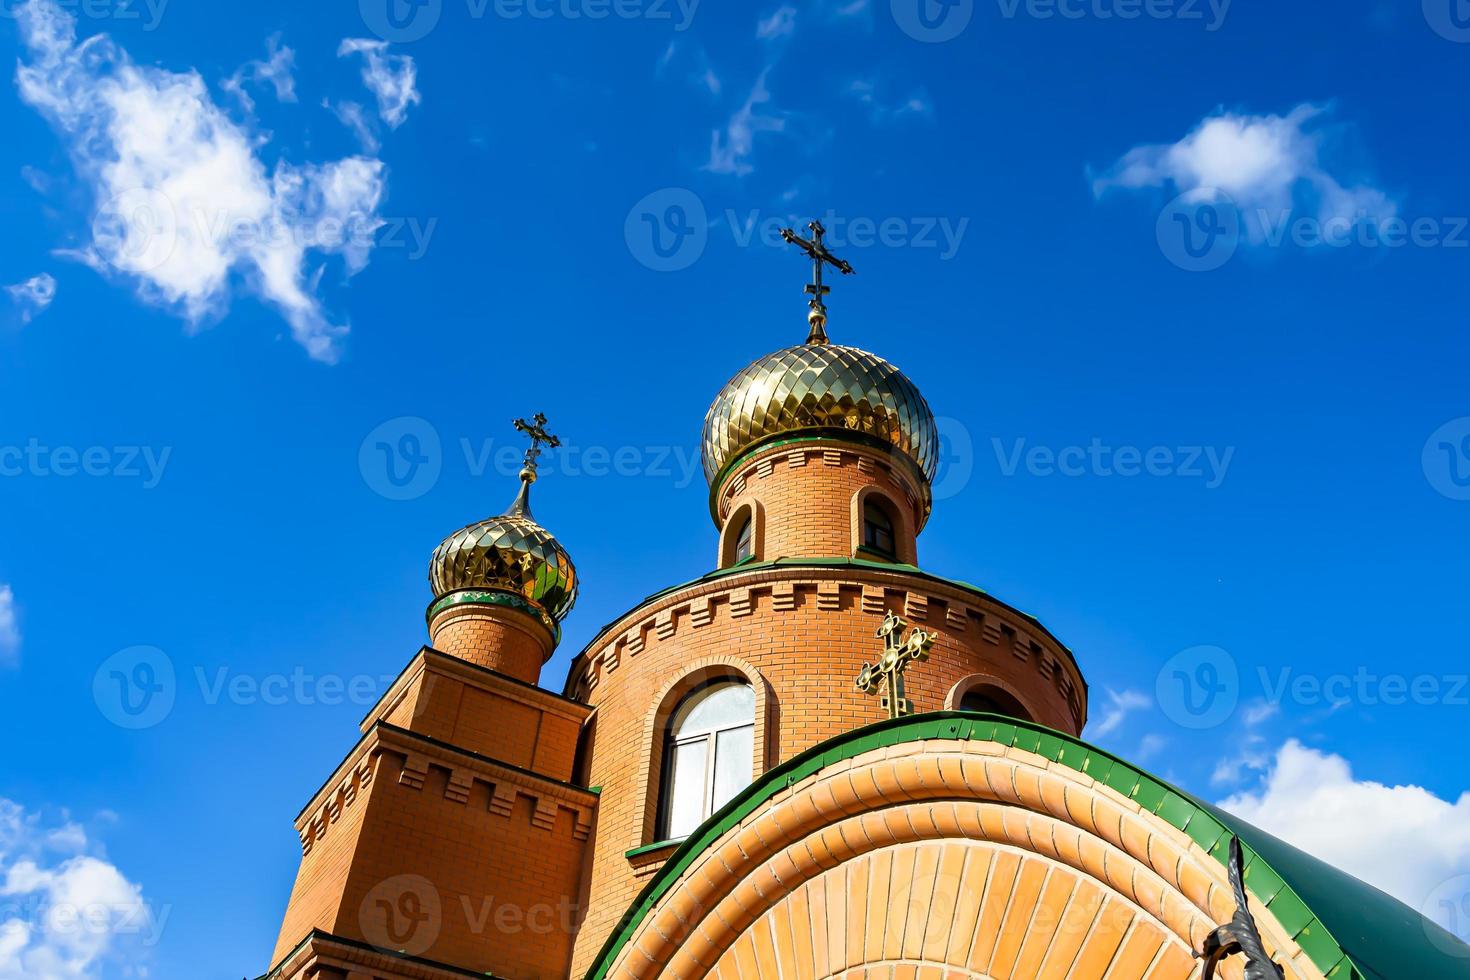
[428,603,553,684]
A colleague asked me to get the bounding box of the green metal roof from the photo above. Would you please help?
[583,711,1470,980]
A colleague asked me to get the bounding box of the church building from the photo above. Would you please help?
[260,223,1469,980]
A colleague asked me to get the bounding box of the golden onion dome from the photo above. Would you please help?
[701,340,940,490]
[429,419,578,628]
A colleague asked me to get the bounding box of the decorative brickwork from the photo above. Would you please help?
[428,602,554,684]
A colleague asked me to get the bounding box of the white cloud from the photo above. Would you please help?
[1092,104,1395,242]
[0,799,158,979]
[705,68,785,177]
[847,79,933,125]
[757,5,797,41]
[221,33,296,113]
[330,99,380,154]
[5,274,57,324]
[1089,688,1151,737]
[0,587,17,664]
[14,0,387,362]
[338,38,420,129]
[1220,740,1470,931]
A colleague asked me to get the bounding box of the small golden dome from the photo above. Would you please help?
[701,341,939,489]
[429,418,578,628]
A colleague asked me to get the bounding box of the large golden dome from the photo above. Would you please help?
[701,340,939,488]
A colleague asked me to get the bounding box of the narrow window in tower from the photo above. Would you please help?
[863,500,896,559]
[733,516,754,563]
[657,681,755,841]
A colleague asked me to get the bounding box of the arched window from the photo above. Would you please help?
[863,499,896,559]
[658,681,755,841]
[733,517,753,563]
[959,685,1031,721]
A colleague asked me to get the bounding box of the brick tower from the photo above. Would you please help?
[267,415,597,980]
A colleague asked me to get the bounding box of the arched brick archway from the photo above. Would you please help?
[589,716,1340,980]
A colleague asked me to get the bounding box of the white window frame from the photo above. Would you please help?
[658,682,755,841]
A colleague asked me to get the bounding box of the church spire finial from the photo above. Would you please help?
[780,219,854,345]
[505,412,560,518]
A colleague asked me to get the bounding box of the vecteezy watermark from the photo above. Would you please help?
[358,416,706,501]
[0,0,170,30]
[93,188,437,275]
[358,0,698,42]
[93,646,400,730]
[1422,875,1470,958]
[891,0,974,42]
[360,416,444,501]
[995,0,1230,30]
[624,194,970,272]
[0,439,171,488]
[1156,645,1239,729]
[1157,191,1240,272]
[358,875,584,954]
[0,892,171,948]
[1424,0,1470,43]
[1423,417,1470,501]
[992,438,1235,489]
[931,416,975,502]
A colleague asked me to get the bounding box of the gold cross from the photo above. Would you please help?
[856,611,937,719]
[780,219,854,345]
[512,412,560,474]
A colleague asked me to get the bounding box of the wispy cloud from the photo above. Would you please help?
[658,40,721,96]
[1220,740,1470,931]
[705,68,786,177]
[338,38,420,128]
[4,274,56,325]
[757,5,797,41]
[1091,103,1394,242]
[221,33,296,113]
[0,587,18,665]
[14,0,387,362]
[1089,688,1151,738]
[847,78,934,125]
[330,99,380,153]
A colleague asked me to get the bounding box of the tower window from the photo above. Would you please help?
[863,500,896,559]
[734,517,753,563]
[658,681,755,841]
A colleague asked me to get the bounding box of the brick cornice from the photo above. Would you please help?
[562,562,1088,731]
[362,646,592,735]
[292,721,598,855]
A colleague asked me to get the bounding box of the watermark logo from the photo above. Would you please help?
[93,646,176,730]
[1157,190,1239,272]
[0,0,171,31]
[931,416,975,502]
[1156,645,1238,729]
[625,188,708,272]
[360,875,443,955]
[1422,875,1470,957]
[1424,417,1470,501]
[0,440,171,488]
[93,188,179,275]
[361,0,444,41]
[992,437,1234,488]
[360,416,443,501]
[891,0,973,42]
[1425,0,1470,42]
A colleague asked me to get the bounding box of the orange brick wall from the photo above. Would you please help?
[429,605,551,684]
[714,441,925,566]
[564,564,1087,976]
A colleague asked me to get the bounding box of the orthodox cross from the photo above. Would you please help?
[512,412,560,478]
[780,219,854,345]
[856,611,937,720]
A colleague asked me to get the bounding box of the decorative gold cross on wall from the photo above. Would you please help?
[856,611,938,719]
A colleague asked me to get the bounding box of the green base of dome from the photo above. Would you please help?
[425,589,561,645]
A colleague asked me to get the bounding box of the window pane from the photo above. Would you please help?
[712,724,754,813]
[735,519,753,561]
[664,737,708,839]
[673,683,755,735]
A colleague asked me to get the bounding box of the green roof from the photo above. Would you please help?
[584,711,1470,980]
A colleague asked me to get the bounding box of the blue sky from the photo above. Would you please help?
[1,0,1469,975]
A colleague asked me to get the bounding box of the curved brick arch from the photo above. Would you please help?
[594,726,1329,980]
[707,840,1198,980]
